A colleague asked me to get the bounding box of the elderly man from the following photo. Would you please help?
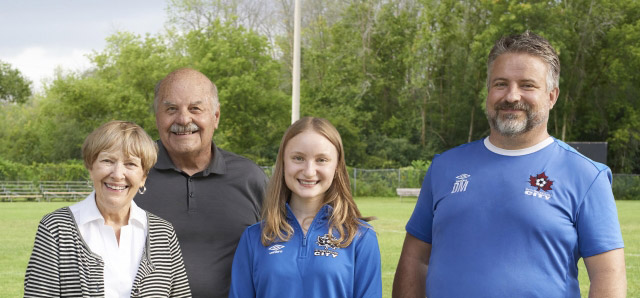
[393,32,626,297]
[135,68,267,298]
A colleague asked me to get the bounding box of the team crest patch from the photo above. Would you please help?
[529,172,553,191]
[268,244,284,254]
[524,172,553,200]
[314,234,339,258]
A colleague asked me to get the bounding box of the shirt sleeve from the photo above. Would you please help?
[229,227,256,298]
[167,227,191,297]
[406,166,435,244]
[24,221,61,297]
[353,227,382,298]
[249,168,268,222]
[576,168,624,257]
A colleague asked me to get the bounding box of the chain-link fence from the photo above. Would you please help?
[2,169,637,202]
[350,168,425,197]
[261,166,640,199]
[261,166,425,197]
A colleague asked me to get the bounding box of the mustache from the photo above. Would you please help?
[170,123,200,133]
[495,101,531,112]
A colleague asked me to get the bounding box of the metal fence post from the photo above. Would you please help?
[353,168,357,196]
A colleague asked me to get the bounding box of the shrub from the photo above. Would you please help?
[0,158,88,181]
[612,174,640,200]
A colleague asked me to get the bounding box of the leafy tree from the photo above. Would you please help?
[0,21,288,165]
[597,0,640,172]
[2,0,640,174]
[177,21,289,163]
[0,60,32,104]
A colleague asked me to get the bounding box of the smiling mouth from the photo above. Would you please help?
[298,179,319,186]
[170,123,200,135]
[498,109,526,116]
[173,130,198,135]
[105,183,128,191]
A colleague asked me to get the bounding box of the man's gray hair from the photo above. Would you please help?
[487,31,560,92]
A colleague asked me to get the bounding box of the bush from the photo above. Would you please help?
[612,174,640,200]
[0,158,36,180]
[8,159,634,201]
[0,158,88,181]
[347,161,430,197]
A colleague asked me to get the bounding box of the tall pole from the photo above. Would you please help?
[291,0,301,124]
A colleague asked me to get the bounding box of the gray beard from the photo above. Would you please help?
[487,103,546,137]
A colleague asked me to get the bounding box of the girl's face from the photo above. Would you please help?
[283,130,338,204]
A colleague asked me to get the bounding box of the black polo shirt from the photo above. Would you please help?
[135,141,267,298]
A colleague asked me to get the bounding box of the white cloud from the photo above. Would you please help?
[0,0,168,93]
[4,47,93,92]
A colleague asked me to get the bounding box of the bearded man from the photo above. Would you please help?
[393,32,626,298]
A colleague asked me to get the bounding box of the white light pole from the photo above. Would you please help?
[291,0,301,124]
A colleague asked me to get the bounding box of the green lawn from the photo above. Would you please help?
[1,199,638,297]
[0,202,72,298]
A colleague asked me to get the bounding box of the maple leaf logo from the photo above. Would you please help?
[529,172,553,191]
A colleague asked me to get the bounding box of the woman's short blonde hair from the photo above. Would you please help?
[82,121,158,176]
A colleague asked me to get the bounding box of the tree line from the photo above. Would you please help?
[1,0,639,173]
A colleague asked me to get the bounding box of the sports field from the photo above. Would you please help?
[1,198,638,297]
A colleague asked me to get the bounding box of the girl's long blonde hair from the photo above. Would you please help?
[261,117,371,248]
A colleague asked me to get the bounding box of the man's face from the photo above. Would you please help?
[155,75,219,158]
[486,53,558,137]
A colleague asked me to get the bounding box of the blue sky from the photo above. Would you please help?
[0,0,169,91]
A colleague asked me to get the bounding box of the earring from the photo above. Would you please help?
[138,185,147,195]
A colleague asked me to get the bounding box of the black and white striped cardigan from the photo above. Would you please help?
[24,207,192,297]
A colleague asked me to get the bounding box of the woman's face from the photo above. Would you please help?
[89,149,147,213]
[284,130,338,204]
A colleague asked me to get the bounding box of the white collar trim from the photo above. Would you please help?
[70,191,147,229]
[484,136,554,156]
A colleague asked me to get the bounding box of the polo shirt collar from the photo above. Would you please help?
[128,200,148,229]
[155,140,226,176]
[72,192,147,229]
[72,192,103,226]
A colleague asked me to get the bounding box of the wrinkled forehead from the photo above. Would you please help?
[158,73,212,97]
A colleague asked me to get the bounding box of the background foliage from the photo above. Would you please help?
[0,61,32,104]
[1,0,640,173]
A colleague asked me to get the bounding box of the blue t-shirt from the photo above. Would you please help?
[406,137,624,297]
[229,204,382,298]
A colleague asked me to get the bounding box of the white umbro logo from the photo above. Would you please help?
[451,174,470,193]
[268,244,284,254]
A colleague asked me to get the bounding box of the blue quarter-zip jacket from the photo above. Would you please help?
[229,204,382,298]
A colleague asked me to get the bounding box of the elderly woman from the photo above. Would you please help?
[24,121,191,297]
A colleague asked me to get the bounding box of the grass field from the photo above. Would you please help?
[1,198,638,297]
